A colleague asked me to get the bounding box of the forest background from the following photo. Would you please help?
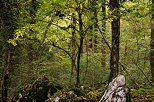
[0,0,154,101]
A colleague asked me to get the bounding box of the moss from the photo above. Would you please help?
[15,77,63,102]
[70,88,86,97]
[131,93,138,98]
[74,100,84,102]
[142,99,153,102]
[130,88,154,102]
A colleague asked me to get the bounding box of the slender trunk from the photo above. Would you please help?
[101,0,106,68]
[136,36,140,63]
[76,37,84,87]
[82,39,87,53]
[89,28,94,50]
[0,1,16,101]
[94,9,98,53]
[89,0,96,51]
[70,13,76,85]
[83,41,89,83]
[135,36,140,78]
[109,0,120,83]
[150,0,154,83]
[2,45,12,102]
[30,0,37,24]
[124,40,127,63]
[76,10,84,87]
[70,59,76,85]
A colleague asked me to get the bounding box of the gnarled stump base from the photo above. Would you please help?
[99,75,127,102]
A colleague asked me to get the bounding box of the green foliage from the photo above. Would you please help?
[0,0,154,101]
[130,89,154,102]
[70,88,86,97]
[86,89,103,102]
[80,53,109,85]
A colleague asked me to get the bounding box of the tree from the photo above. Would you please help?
[76,2,84,87]
[101,0,106,68]
[88,0,99,52]
[93,0,99,53]
[0,1,18,101]
[70,13,77,85]
[108,0,120,82]
[150,0,154,83]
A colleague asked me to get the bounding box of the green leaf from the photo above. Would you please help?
[134,12,141,17]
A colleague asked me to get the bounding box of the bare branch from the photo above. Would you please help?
[52,42,72,60]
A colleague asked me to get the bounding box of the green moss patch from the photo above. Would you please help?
[131,89,154,102]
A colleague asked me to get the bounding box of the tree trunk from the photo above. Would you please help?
[101,0,106,68]
[0,1,16,102]
[109,0,120,83]
[30,0,37,24]
[89,0,98,52]
[70,13,77,85]
[150,0,154,83]
[124,41,127,64]
[93,5,98,53]
[2,45,12,102]
[76,10,84,87]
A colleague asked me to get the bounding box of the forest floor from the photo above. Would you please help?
[131,89,154,102]
[13,77,154,102]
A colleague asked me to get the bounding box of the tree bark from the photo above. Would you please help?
[70,13,77,85]
[109,0,120,83]
[30,0,37,24]
[101,0,106,68]
[76,9,84,87]
[150,0,154,83]
[93,2,98,53]
[0,1,16,102]
[2,46,12,102]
